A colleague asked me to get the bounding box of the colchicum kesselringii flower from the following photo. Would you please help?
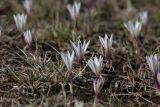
[67,1,81,21]
[124,20,142,38]
[22,0,33,16]
[23,30,33,53]
[61,51,75,82]
[124,20,142,47]
[139,11,148,33]
[71,40,90,70]
[88,56,103,79]
[99,34,113,67]
[14,14,27,33]
[146,54,160,92]
[93,76,104,102]
[61,51,75,94]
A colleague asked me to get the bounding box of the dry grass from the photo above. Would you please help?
[0,0,160,106]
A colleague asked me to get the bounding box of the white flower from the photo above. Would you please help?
[67,2,81,20]
[88,56,103,77]
[70,40,90,60]
[23,30,32,46]
[13,14,27,32]
[61,51,75,72]
[146,54,159,76]
[139,11,148,26]
[23,0,32,14]
[146,54,160,92]
[93,77,104,96]
[99,34,113,53]
[124,20,142,37]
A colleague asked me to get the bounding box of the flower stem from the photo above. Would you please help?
[106,49,111,67]
[28,43,33,54]
[69,83,73,95]
[144,25,148,36]
[79,57,83,71]
[67,70,74,94]
[20,33,24,43]
[93,93,100,106]
[68,70,73,83]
